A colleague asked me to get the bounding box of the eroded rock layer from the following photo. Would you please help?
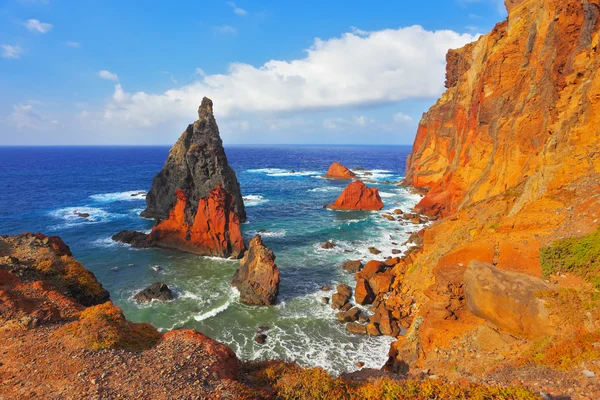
[142,97,246,258]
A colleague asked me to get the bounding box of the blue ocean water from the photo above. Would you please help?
[0,145,423,374]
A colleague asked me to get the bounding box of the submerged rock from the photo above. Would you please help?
[326,180,384,211]
[133,282,173,303]
[322,161,356,180]
[343,260,363,273]
[231,235,280,306]
[321,241,336,249]
[141,97,246,258]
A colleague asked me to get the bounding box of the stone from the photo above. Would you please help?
[464,261,555,338]
[355,279,375,305]
[582,370,595,378]
[326,180,384,211]
[255,334,267,344]
[331,293,350,310]
[74,212,90,219]
[368,271,394,296]
[383,257,400,267]
[112,230,151,248]
[382,214,395,221]
[340,302,353,312]
[337,284,352,298]
[133,282,173,303]
[392,249,403,255]
[393,209,403,215]
[231,235,280,306]
[343,260,363,273]
[322,241,336,249]
[337,307,361,323]
[321,285,331,291]
[366,322,381,336]
[322,297,330,304]
[322,161,356,180]
[141,97,246,258]
[368,247,381,255]
[357,362,365,368]
[346,322,367,335]
[356,261,384,281]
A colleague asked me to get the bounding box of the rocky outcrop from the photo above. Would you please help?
[231,235,280,306]
[405,0,600,218]
[141,97,246,258]
[464,261,555,338]
[323,161,356,180]
[133,282,174,303]
[111,230,152,248]
[326,180,384,211]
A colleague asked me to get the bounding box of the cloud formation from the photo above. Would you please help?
[102,25,477,128]
[98,70,119,81]
[1,44,23,59]
[226,1,247,16]
[24,19,53,33]
[65,41,80,48]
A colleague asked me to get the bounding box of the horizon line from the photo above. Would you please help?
[0,143,414,147]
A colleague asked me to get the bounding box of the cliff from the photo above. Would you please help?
[384,0,600,388]
[142,97,246,258]
[326,180,384,211]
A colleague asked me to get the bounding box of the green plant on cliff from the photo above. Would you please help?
[540,227,600,288]
[240,361,538,400]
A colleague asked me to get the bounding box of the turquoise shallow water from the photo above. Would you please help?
[0,145,424,374]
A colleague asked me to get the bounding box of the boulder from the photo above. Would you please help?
[355,279,375,305]
[133,282,173,302]
[383,257,400,267]
[355,261,384,281]
[337,307,361,323]
[112,230,151,248]
[231,235,280,306]
[366,322,381,336]
[368,271,394,296]
[255,334,267,344]
[326,180,384,211]
[337,284,352,298]
[322,161,357,180]
[343,260,363,273]
[142,97,246,258]
[464,261,555,338]
[368,247,382,255]
[331,293,349,310]
[346,322,367,335]
[322,241,336,249]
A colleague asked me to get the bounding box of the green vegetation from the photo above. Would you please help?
[239,361,539,400]
[539,227,600,288]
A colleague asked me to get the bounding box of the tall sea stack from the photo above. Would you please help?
[142,97,246,258]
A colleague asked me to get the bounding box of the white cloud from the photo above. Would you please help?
[393,112,413,123]
[101,25,476,128]
[65,41,80,48]
[24,19,53,33]
[195,68,206,76]
[1,44,23,59]
[227,1,247,16]
[6,102,58,129]
[214,25,237,35]
[98,70,119,81]
[323,115,375,130]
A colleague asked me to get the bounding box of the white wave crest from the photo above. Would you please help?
[89,190,147,203]
[193,300,232,321]
[243,194,269,207]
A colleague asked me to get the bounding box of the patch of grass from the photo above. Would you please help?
[540,227,600,288]
[240,361,539,400]
[521,330,600,371]
[57,302,162,351]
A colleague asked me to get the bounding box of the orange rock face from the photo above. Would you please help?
[406,0,600,219]
[149,184,246,258]
[326,180,384,211]
[323,161,356,180]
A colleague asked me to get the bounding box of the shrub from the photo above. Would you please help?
[540,228,600,288]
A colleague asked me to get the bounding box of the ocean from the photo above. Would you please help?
[0,145,423,375]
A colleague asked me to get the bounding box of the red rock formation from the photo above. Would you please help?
[323,161,356,180]
[326,180,384,211]
[231,235,280,305]
[139,97,247,258]
[149,185,245,258]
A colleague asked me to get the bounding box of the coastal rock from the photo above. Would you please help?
[464,261,555,338]
[355,260,384,281]
[231,235,280,306]
[112,230,151,248]
[321,241,336,249]
[355,278,375,305]
[346,322,367,335]
[322,161,356,180]
[331,286,352,310]
[326,180,384,211]
[343,260,363,273]
[337,307,361,323]
[133,282,173,303]
[142,97,246,258]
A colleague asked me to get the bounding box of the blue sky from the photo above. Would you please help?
[0,0,506,145]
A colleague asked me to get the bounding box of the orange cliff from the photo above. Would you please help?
[323,161,357,180]
[148,185,245,258]
[326,180,384,211]
[383,0,600,379]
[136,97,247,258]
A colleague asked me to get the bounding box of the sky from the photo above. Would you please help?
[0,0,507,146]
